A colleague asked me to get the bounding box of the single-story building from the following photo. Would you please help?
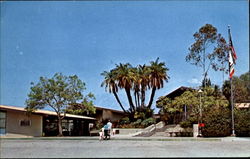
[156,86,194,124]
[93,106,126,126]
[161,86,194,100]
[0,105,96,137]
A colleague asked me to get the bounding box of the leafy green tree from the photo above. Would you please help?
[25,73,94,136]
[222,72,250,137]
[101,58,169,120]
[157,86,229,125]
[157,90,200,124]
[222,72,250,103]
[66,92,96,116]
[186,24,228,88]
[202,77,211,88]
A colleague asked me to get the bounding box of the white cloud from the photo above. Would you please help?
[188,78,201,85]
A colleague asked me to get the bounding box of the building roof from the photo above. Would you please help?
[94,105,125,114]
[159,86,194,100]
[0,105,96,120]
[235,103,250,109]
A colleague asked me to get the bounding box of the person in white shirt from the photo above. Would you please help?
[107,120,112,129]
[107,120,112,136]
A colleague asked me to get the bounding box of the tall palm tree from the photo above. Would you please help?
[101,70,127,113]
[113,63,135,112]
[131,67,140,108]
[101,58,170,119]
[147,58,169,108]
[138,64,151,109]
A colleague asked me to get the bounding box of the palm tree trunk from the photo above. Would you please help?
[136,91,140,109]
[125,88,135,112]
[134,91,138,108]
[113,92,127,113]
[141,88,146,108]
[147,86,156,109]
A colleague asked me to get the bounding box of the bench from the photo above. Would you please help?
[166,132,181,137]
[90,130,99,136]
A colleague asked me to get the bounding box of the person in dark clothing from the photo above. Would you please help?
[103,124,110,140]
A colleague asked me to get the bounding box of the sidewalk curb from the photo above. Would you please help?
[1,136,249,142]
[1,137,221,141]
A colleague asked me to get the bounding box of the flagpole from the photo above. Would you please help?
[230,75,235,136]
[228,25,235,137]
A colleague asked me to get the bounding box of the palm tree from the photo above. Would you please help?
[138,64,151,109]
[147,58,169,109]
[101,70,127,113]
[101,58,170,119]
[131,67,140,108]
[113,63,135,112]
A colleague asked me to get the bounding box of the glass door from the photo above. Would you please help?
[0,111,6,135]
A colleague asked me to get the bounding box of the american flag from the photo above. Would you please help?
[228,28,237,79]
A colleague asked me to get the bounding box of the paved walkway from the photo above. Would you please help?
[1,134,250,142]
[1,135,250,158]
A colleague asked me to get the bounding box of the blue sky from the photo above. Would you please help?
[0,1,249,112]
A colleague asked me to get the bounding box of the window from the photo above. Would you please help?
[20,119,31,126]
[0,111,6,135]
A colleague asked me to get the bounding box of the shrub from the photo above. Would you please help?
[181,107,250,137]
[132,119,142,127]
[235,108,250,137]
[180,120,192,128]
[141,117,155,127]
[134,108,154,121]
[95,121,104,130]
[180,115,198,129]
[119,117,130,125]
[120,124,134,128]
[117,116,156,128]
[202,107,231,137]
[134,112,146,120]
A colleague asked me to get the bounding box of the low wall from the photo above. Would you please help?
[114,128,143,135]
[155,121,165,129]
[115,122,165,136]
[1,133,34,138]
[90,128,144,136]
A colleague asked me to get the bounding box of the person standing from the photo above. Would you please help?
[107,120,112,138]
[107,120,112,130]
[103,124,109,140]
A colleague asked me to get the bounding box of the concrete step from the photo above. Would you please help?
[151,132,168,137]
